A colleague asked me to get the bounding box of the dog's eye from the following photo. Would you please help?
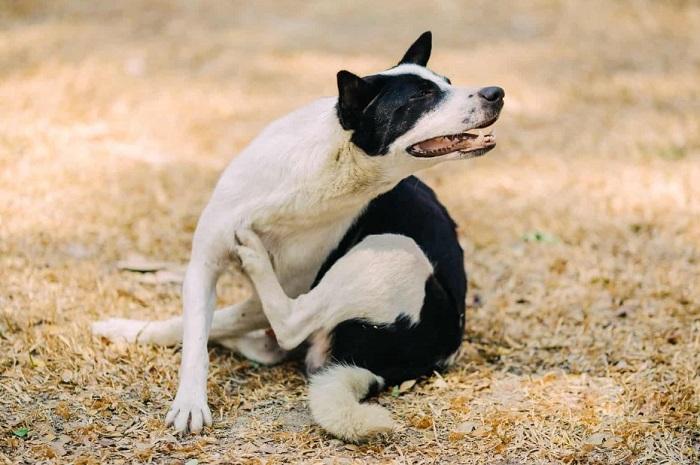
[410,88,437,100]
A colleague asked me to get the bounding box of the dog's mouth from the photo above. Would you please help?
[406,118,498,159]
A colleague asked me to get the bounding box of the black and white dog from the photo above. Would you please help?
[93,32,504,441]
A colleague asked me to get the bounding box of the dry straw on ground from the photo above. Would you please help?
[1,1,699,463]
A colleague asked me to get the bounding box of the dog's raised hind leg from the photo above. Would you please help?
[233,229,432,352]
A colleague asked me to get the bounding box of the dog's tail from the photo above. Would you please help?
[309,364,395,442]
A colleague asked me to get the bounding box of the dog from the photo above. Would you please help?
[92,31,504,442]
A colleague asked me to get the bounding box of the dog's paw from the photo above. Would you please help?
[165,392,212,434]
[233,228,272,275]
[91,318,148,343]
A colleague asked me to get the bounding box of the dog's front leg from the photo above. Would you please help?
[164,255,219,433]
[165,227,227,432]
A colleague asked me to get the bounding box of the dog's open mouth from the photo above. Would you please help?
[407,119,498,158]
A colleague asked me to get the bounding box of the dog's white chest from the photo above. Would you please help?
[262,217,357,298]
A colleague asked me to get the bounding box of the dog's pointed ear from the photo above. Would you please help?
[398,31,432,67]
[336,70,375,130]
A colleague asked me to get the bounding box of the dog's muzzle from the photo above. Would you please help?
[406,116,499,158]
[407,86,504,159]
[406,127,496,158]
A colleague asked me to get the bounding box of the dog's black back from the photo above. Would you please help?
[312,176,466,386]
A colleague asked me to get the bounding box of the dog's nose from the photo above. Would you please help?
[478,86,505,102]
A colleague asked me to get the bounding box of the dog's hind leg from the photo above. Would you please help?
[216,329,287,365]
[91,298,269,346]
[92,301,287,367]
[234,229,432,351]
[233,229,434,441]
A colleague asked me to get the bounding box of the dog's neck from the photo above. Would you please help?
[320,140,394,200]
[227,97,407,243]
[255,132,396,237]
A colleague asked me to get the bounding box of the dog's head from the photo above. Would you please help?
[337,31,503,174]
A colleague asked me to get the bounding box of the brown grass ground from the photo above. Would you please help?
[1,1,700,463]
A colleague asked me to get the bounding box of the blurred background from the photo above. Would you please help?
[1,1,699,463]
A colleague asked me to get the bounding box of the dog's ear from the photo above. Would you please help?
[336,70,375,130]
[398,31,432,67]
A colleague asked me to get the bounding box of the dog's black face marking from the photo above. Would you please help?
[336,31,450,156]
[347,74,447,155]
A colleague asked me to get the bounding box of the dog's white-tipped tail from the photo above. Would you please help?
[309,365,395,442]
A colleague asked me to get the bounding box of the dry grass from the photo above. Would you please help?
[1,1,699,463]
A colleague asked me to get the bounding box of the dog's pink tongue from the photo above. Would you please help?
[415,136,453,152]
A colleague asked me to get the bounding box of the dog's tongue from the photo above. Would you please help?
[416,136,454,152]
[408,130,495,158]
[410,133,480,157]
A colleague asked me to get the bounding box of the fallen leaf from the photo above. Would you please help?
[432,377,448,389]
[410,416,432,429]
[522,230,558,243]
[50,441,67,457]
[116,255,175,272]
[29,354,46,369]
[399,379,416,393]
[549,257,567,274]
[134,269,185,284]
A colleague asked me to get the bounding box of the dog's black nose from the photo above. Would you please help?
[478,86,505,102]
